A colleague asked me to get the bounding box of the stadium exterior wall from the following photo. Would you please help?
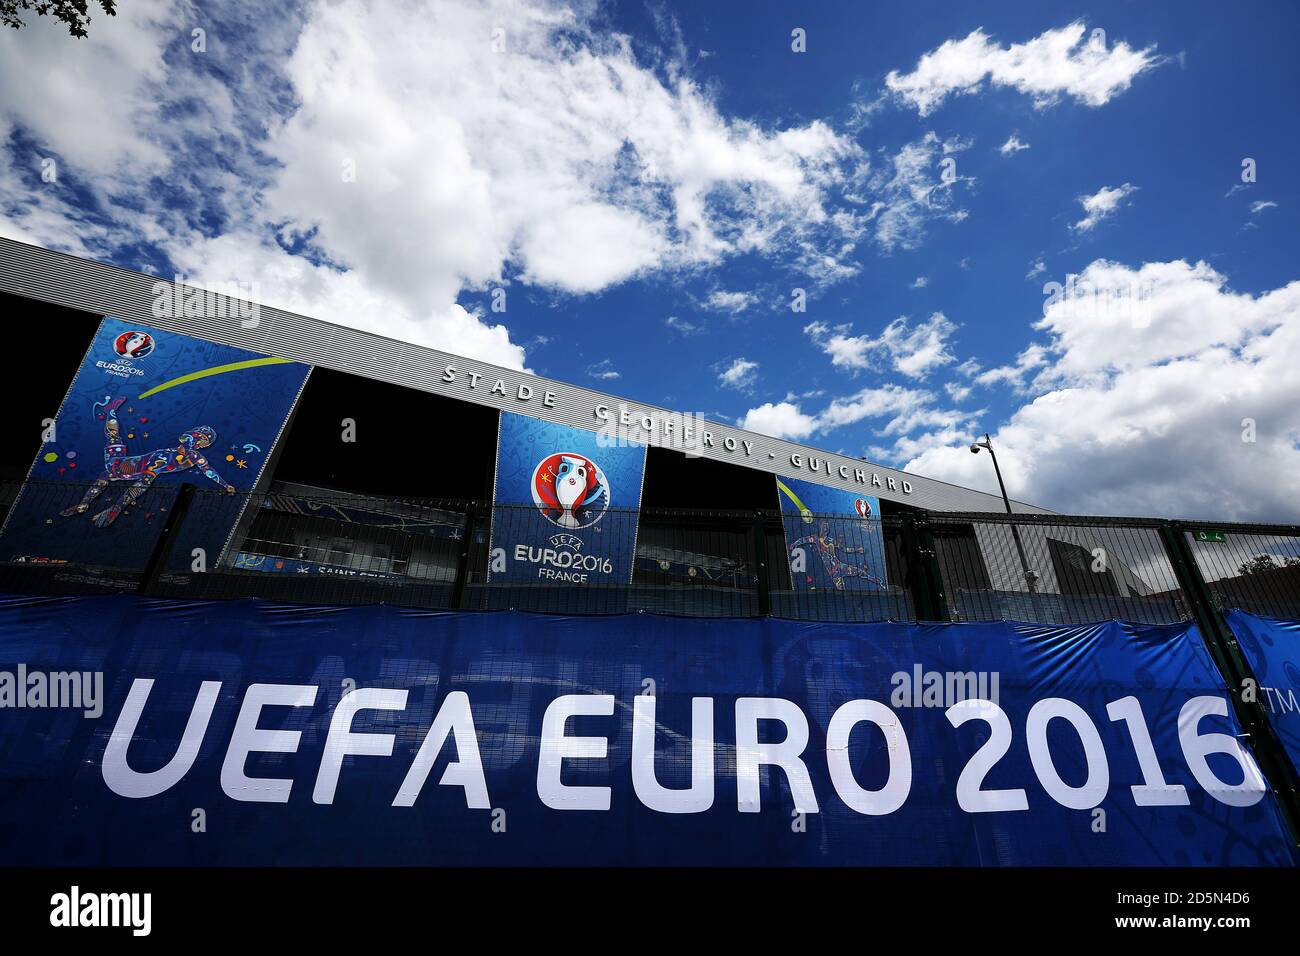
[0,237,1045,514]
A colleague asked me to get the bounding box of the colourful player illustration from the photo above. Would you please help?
[789,519,886,590]
[531,452,610,528]
[59,396,236,528]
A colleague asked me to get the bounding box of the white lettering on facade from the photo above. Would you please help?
[426,369,917,496]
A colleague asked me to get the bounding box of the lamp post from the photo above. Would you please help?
[970,434,1038,593]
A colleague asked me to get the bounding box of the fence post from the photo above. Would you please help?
[451,501,478,610]
[1160,520,1300,847]
[898,513,937,621]
[138,482,196,595]
[752,510,772,617]
[915,515,949,622]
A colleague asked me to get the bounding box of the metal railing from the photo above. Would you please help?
[3,476,1299,843]
[1182,523,1300,620]
[0,478,1297,627]
[927,512,1192,625]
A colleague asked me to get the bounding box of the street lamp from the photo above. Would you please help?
[970,434,1038,593]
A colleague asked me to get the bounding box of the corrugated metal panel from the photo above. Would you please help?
[0,237,1049,513]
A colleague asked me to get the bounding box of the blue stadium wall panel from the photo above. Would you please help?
[0,593,1294,866]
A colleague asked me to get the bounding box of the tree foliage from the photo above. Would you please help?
[1238,554,1300,576]
[0,0,117,39]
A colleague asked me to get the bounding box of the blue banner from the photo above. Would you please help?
[230,553,404,581]
[489,412,646,585]
[0,593,1292,866]
[1226,610,1300,777]
[777,475,887,591]
[0,319,310,568]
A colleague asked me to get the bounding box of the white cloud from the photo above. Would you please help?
[803,322,867,370]
[705,290,758,314]
[886,21,1162,116]
[910,276,929,289]
[821,386,963,435]
[0,0,174,174]
[1072,183,1137,232]
[171,234,527,368]
[999,135,1031,155]
[972,343,1050,391]
[739,384,975,454]
[906,259,1300,520]
[1026,258,1046,280]
[0,0,874,369]
[665,315,704,335]
[1250,200,1278,214]
[519,205,665,293]
[866,133,971,252]
[585,359,621,380]
[806,312,957,378]
[1036,259,1276,380]
[717,357,759,390]
[738,401,819,440]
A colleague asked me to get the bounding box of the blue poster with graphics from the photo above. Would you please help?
[777,475,887,591]
[0,318,310,569]
[1225,610,1300,777]
[489,412,646,584]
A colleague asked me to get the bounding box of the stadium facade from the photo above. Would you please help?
[2,237,1299,869]
[0,238,1272,612]
[0,237,1036,515]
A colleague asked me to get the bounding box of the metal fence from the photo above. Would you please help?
[1183,524,1300,620]
[927,512,1192,624]
[5,476,1299,849]
[1,478,1299,628]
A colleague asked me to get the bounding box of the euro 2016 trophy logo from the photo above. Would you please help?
[531,452,610,529]
[112,330,155,359]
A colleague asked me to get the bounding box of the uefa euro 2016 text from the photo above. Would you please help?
[99,680,1265,815]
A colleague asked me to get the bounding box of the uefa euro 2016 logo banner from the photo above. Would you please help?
[0,317,310,570]
[489,412,646,585]
[778,475,888,591]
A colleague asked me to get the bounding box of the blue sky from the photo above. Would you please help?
[1,0,1297,519]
